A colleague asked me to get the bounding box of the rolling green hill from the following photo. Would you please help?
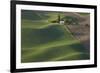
[21,10,90,63]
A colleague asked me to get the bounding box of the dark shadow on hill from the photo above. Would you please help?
[21,10,50,20]
[22,41,90,63]
[21,25,65,48]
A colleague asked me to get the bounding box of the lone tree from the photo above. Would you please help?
[58,14,61,23]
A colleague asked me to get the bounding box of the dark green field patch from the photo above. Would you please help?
[21,25,65,48]
[21,10,50,20]
[21,42,89,62]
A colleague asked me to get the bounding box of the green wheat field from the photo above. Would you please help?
[21,10,90,63]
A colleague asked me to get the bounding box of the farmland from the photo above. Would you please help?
[21,10,90,63]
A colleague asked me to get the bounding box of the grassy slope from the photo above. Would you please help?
[21,11,89,63]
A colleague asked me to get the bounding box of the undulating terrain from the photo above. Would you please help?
[21,10,90,63]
